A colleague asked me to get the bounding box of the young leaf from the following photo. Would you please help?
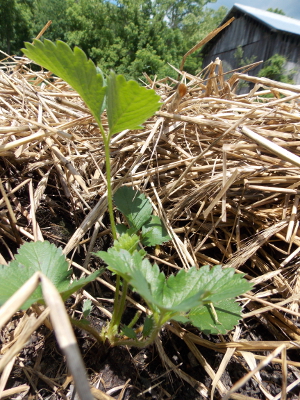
[0,241,103,310]
[113,233,140,254]
[106,71,161,136]
[141,215,171,246]
[114,186,152,231]
[130,265,210,313]
[192,265,252,303]
[82,299,93,318]
[95,247,144,281]
[121,325,137,339]
[22,40,106,124]
[187,298,242,335]
[130,262,251,317]
[142,316,155,337]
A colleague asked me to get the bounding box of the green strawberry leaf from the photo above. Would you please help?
[95,247,144,281]
[116,223,129,236]
[187,298,242,335]
[121,325,137,339]
[141,215,171,246]
[96,66,107,115]
[143,316,155,337]
[191,265,252,303]
[114,186,153,231]
[95,244,251,334]
[130,265,210,313]
[106,71,161,136]
[22,40,106,124]
[0,241,103,310]
[112,233,140,254]
[82,299,93,318]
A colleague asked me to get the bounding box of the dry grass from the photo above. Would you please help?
[1,44,300,399]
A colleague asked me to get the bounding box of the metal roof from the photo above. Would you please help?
[233,3,300,36]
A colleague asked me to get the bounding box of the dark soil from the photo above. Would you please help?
[6,308,300,400]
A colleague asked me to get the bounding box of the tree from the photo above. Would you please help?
[267,8,285,15]
[65,0,183,80]
[0,0,33,54]
[6,0,227,81]
[153,0,218,29]
[258,54,294,83]
[180,5,227,73]
[32,0,68,41]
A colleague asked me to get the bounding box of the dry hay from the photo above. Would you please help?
[1,49,300,399]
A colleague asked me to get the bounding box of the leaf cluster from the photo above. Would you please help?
[96,244,251,335]
[114,186,170,247]
[94,186,251,336]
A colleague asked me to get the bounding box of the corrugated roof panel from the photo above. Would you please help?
[234,3,300,35]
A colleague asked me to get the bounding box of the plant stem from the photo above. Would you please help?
[112,324,161,348]
[97,122,127,339]
[103,139,117,240]
[107,280,128,338]
[107,274,121,335]
[115,280,128,325]
[128,310,142,328]
[70,317,104,344]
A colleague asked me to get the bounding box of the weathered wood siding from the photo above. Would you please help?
[201,10,300,85]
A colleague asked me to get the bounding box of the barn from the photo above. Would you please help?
[201,3,300,86]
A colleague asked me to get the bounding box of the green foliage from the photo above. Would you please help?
[22,39,106,125]
[10,0,226,81]
[154,0,218,30]
[82,299,93,318]
[180,6,227,73]
[0,241,103,310]
[187,299,242,335]
[114,186,170,246]
[22,39,161,136]
[267,8,285,15]
[32,0,68,42]
[106,72,161,136]
[258,54,294,84]
[141,215,171,246]
[234,45,257,68]
[95,185,251,339]
[95,246,252,334]
[114,186,153,232]
[142,316,154,337]
[0,0,33,54]
[121,325,137,339]
[62,0,181,81]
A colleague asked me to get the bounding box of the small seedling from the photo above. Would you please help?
[0,40,252,347]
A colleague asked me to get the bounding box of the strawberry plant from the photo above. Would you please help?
[0,39,253,347]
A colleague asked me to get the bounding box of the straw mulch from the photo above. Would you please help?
[1,52,300,400]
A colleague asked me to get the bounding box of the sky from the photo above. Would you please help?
[207,0,300,20]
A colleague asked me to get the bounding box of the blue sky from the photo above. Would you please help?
[207,0,300,19]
